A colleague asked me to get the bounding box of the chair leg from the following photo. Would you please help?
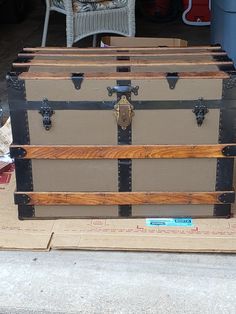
[92,34,97,47]
[41,7,50,47]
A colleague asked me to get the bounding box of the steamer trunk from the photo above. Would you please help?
[7,46,236,219]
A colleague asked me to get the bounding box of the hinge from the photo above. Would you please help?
[218,192,235,204]
[193,99,209,126]
[166,72,179,90]
[222,145,236,157]
[114,95,134,130]
[10,147,27,159]
[14,193,31,205]
[71,73,84,90]
[39,98,54,131]
[6,72,24,91]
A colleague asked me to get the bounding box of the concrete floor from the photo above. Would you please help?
[0,251,235,314]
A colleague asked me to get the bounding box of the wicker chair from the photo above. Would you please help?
[42,0,136,47]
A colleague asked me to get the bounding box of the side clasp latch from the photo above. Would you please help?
[193,99,209,127]
[39,98,54,131]
[114,95,134,130]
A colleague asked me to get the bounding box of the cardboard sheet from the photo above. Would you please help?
[1,175,236,252]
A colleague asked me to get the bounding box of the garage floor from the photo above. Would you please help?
[0,251,236,314]
[1,2,235,313]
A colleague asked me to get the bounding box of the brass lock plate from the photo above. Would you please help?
[114,95,134,130]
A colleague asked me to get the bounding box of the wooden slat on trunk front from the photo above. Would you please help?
[11,144,236,159]
[15,191,234,205]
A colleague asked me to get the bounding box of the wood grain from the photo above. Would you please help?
[18,71,229,80]
[18,51,227,58]
[23,46,222,52]
[13,59,233,68]
[14,191,234,205]
[11,144,236,159]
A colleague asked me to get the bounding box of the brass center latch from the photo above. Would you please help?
[114,95,134,130]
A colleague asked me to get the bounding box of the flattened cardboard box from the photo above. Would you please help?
[101,36,188,47]
[1,176,236,252]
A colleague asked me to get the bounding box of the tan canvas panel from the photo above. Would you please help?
[25,79,117,101]
[132,205,214,217]
[132,109,220,144]
[31,159,118,192]
[132,159,217,192]
[132,79,222,101]
[132,64,220,72]
[28,110,117,145]
[132,158,217,217]
[28,65,116,73]
[25,78,222,102]
[34,205,118,218]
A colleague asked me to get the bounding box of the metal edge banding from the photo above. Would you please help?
[117,54,132,217]
[7,62,35,219]
[214,98,236,217]
[10,99,228,111]
[18,205,35,220]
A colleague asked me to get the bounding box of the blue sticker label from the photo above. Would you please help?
[146,218,193,227]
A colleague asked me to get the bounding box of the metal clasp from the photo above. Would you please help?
[114,95,134,130]
[39,98,54,131]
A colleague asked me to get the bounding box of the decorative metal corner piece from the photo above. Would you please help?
[39,99,54,131]
[114,95,134,130]
[222,145,236,157]
[71,73,84,90]
[223,74,236,91]
[193,99,209,127]
[10,147,27,159]
[166,72,179,90]
[14,193,31,205]
[6,72,24,91]
[107,85,139,97]
[218,192,235,204]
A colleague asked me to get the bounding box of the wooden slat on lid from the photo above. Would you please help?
[13,59,233,68]
[18,51,227,58]
[23,46,223,52]
[19,71,230,80]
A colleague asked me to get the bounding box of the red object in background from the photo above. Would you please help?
[142,0,171,17]
[0,162,14,185]
[182,0,211,26]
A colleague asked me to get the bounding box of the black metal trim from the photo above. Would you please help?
[18,205,35,220]
[10,99,230,111]
[14,159,33,192]
[213,55,233,62]
[214,205,232,218]
[214,92,236,217]
[10,109,30,144]
[117,56,132,217]
[223,72,236,100]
